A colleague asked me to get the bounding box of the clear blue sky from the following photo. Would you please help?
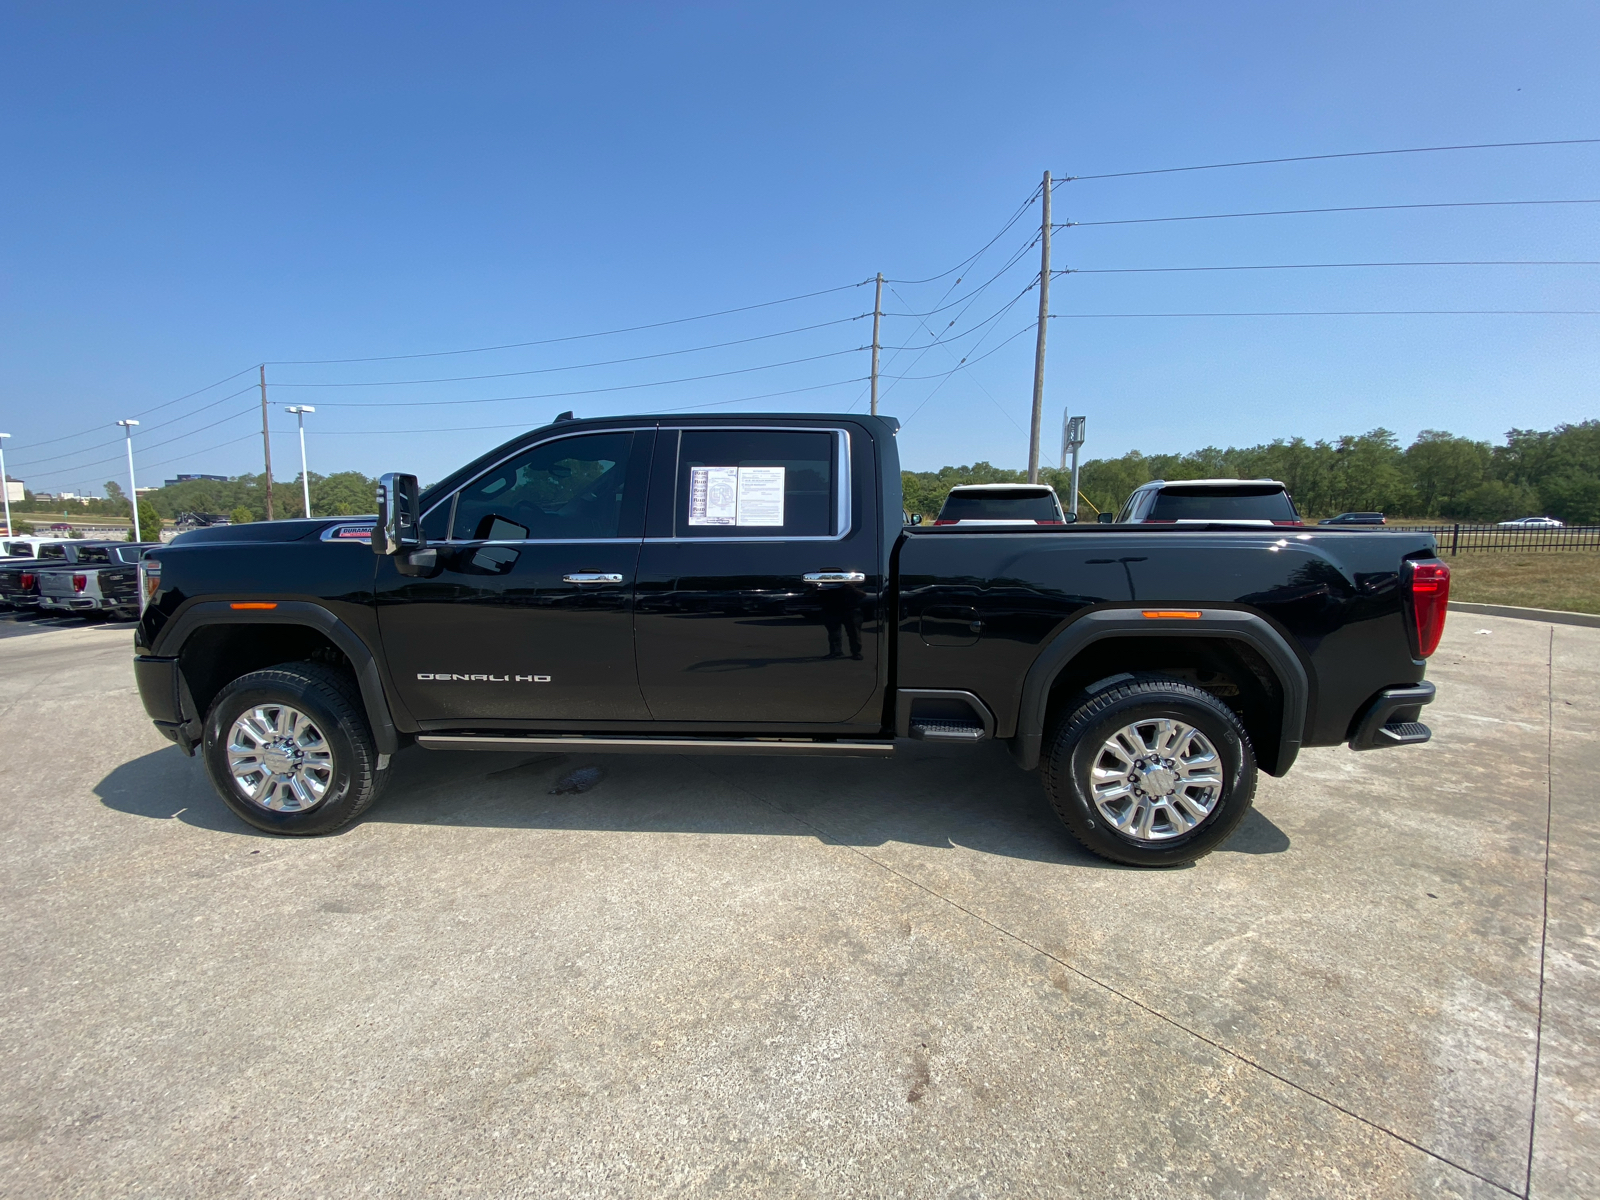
[2,2,1596,495]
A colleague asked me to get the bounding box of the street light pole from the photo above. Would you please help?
[116,420,141,540]
[0,433,12,538]
[286,406,316,517]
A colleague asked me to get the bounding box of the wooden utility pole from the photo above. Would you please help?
[869,272,883,416]
[1027,170,1051,483]
[259,364,274,520]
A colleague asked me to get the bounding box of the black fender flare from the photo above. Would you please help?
[1008,608,1309,776]
[151,601,400,755]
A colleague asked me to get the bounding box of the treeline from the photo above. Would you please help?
[902,421,1600,523]
[15,471,377,524]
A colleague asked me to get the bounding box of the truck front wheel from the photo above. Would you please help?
[1041,678,1256,867]
[201,663,386,835]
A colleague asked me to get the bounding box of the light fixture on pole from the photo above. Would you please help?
[0,433,12,538]
[285,406,316,518]
[116,420,141,540]
[1060,413,1086,520]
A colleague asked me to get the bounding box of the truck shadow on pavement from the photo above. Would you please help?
[95,738,1291,865]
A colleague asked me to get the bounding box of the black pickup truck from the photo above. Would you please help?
[133,413,1448,865]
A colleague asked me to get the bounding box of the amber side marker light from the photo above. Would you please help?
[229,602,278,610]
[1142,610,1202,619]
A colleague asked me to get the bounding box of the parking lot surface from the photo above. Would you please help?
[0,615,1595,1198]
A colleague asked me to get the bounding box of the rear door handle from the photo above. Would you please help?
[802,571,867,584]
[563,573,624,584]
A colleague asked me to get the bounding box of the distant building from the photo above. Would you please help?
[162,473,228,488]
[5,476,22,503]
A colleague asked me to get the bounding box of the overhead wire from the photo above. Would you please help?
[1056,260,1600,275]
[1056,138,1600,183]
[1048,309,1600,318]
[1062,198,1600,228]
[12,365,258,454]
[880,185,1041,286]
[266,281,874,366]
[269,316,870,388]
[303,348,867,409]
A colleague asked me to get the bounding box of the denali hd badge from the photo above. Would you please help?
[417,673,552,682]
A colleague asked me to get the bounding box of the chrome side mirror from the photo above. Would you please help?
[374,473,423,555]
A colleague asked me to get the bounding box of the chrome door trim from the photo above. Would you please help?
[645,425,853,543]
[803,571,867,583]
[563,572,625,583]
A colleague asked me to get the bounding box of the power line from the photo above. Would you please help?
[22,405,260,483]
[1057,138,1600,183]
[1048,309,1600,317]
[12,366,259,455]
[881,185,1041,286]
[11,386,259,472]
[882,322,1038,379]
[269,316,870,387]
[266,281,873,366]
[1062,198,1600,228]
[1056,260,1600,275]
[304,348,866,409]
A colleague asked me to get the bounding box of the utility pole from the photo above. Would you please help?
[0,433,12,538]
[1027,170,1052,483]
[259,364,274,520]
[869,272,883,416]
[116,420,141,540]
[287,405,315,517]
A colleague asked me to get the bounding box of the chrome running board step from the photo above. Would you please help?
[416,734,895,757]
[908,719,987,742]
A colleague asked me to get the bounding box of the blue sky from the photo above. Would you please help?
[2,2,1596,494]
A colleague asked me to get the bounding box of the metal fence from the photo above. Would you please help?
[1402,524,1600,555]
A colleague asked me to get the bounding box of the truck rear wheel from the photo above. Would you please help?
[201,663,385,836]
[1041,678,1256,867]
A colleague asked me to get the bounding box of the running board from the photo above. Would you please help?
[415,734,895,757]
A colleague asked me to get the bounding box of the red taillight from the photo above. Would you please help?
[72,573,87,592]
[1036,519,1065,525]
[932,518,958,525]
[19,573,33,589]
[1406,559,1451,658]
[1271,519,1304,526]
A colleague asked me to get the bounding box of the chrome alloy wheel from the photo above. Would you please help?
[1088,718,1224,842]
[226,704,334,813]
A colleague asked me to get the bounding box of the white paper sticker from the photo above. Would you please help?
[735,466,785,526]
[688,466,739,525]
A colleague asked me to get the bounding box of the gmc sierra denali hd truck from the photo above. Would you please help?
[133,412,1448,866]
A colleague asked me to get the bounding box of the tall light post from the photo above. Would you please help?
[286,405,315,517]
[116,420,141,540]
[0,433,12,538]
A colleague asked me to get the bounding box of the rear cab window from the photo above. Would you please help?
[38,544,67,561]
[670,428,841,538]
[937,490,1060,522]
[1148,485,1299,522]
[77,547,112,564]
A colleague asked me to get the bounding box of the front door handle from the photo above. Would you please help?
[563,572,624,584]
[802,571,867,584]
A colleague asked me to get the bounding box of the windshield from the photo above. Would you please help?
[938,490,1061,522]
[1147,485,1298,522]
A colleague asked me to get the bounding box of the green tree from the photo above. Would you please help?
[1404,431,1490,517]
[104,480,126,505]
[130,498,162,541]
[230,505,254,525]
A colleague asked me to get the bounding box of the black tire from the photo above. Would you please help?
[202,662,386,836]
[1041,677,1256,867]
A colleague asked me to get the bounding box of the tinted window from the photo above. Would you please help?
[938,490,1060,521]
[675,429,836,538]
[114,546,144,564]
[1147,486,1298,522]
[77,546,112,563]
[452,431,635,541]
[39,544,66,561]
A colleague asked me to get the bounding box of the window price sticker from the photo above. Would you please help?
[688,466,785,527]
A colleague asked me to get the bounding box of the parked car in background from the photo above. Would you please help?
[1497,516,1565,529]
[36,542,158,619]
[934,484,1067,525]
[0,541,120,611]
[1116,479,1302,526]
[48,523,74,533]
[1319,512,1386,526]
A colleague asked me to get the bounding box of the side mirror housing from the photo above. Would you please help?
[1097,512,1115,524]
[910,512,924,526]
[374,473,424,555]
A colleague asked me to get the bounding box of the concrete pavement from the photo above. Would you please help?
[0,615,1594,1197]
